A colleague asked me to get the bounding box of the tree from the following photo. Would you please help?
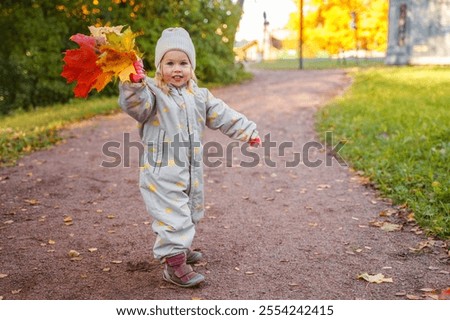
[0,0,244,114]
[284,0,388,57]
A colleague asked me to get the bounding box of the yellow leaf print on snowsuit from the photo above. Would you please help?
[119,78,258,260]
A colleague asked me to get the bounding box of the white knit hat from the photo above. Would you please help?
[154,27,196,70]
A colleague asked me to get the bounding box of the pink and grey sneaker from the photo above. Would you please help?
[163,252,205,288]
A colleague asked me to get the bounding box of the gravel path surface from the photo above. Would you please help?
[1,69,448,300]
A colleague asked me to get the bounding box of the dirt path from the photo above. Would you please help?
[0,69,448,300]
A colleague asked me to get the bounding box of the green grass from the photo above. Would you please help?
[0,97,119,166]
[316,66,450,238]
[252,57,384,70]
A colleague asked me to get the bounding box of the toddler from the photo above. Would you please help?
[119,27,260,287]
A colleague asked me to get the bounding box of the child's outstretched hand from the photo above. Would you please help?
[249,136,261,147]
[130,59,145,83]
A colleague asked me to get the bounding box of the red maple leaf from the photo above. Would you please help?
[61,34,103,98]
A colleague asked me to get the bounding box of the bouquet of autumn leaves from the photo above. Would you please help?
[61,26,142,98]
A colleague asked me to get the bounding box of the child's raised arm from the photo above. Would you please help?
[204,89,259,144]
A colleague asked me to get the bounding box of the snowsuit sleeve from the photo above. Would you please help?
[204,89,258,142]
[118,79,156,123]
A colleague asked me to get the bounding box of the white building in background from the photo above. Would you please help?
[386,0,450,65]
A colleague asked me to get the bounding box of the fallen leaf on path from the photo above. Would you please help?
[288,283,300,287]
[3,220,14,225]
[406,213,415,222]
[370,220,402,232]
[409,240,434,253]
[419,288,436,293]
[428,266,439,270]
[357,273,393,284]
[379,209,397,217]
[191,297,202,300]
[111,260,122,264]
[68,250,80,258]
[88,248,98,252]
[245,271,254,275]
[275,188,283,193]
[406,294,421,300]
[12,289,22,294]
[0,273,8,279]
[395,291,407,296]
[102,268,111,272]
[64,216,73,226]
[380,222,402,232]
[24,199,39,206]
[48,240,56,245]
[439,288,450,300]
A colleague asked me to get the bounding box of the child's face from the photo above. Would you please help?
[160,50,192,87]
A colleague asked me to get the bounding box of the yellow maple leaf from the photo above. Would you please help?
[97,48,137,82]
[103,27,142,53]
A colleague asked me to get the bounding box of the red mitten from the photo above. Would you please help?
[249,136,261,147]
[130,59,145,83]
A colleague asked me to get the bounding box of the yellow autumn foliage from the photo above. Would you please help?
[285,0,388,56]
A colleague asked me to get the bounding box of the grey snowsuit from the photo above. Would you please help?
[119,78,258,260]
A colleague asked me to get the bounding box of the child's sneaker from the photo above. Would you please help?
[163,252,205,287]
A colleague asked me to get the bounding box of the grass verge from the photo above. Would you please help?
[316,66,450,238]
[0,97,119,166]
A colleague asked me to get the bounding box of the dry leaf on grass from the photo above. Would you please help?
[357,273,393,284]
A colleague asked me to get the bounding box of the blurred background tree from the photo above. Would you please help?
[0,0,243,115]
[284,0,388,57]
